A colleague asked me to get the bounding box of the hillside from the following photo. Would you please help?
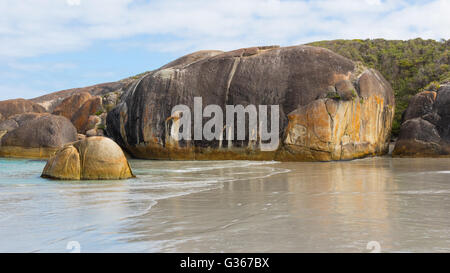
[308,38,450,136]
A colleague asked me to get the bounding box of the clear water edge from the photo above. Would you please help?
[0,157,449,253]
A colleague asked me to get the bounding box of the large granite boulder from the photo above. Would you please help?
[51,92,104,134]
[0,99,46,119]
[106,45,395,161]
[393,84,450,157]
[31,81,135,113]
[0,113,78,158]
[53,92,103,134]
[52,92,92,120]
[42,136,134,180]
[70,96,103,133]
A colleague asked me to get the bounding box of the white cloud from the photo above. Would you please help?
[0,0,448,59]
[365,0,382,5]
[67,0,81,6]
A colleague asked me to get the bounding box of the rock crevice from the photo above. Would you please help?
[42,137,134,180]
[393,84,450,157]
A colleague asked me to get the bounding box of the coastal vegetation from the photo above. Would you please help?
[309,38,450,136]
[3,41,449,162]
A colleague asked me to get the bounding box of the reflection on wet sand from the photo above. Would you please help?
[283,159,397,252]
[1,157,449,252]
[123,158,450,253]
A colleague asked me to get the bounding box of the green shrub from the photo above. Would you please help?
[309,38,450,137]
[95,110,104,116]
[97,124,106,130]
[326,92,341,100]
[423,81,440,91]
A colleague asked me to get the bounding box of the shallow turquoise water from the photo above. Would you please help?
[0,158,287,252]
[0,157,449,253]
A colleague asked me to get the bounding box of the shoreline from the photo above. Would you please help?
[123,157,450,253]
[1,157,449,252]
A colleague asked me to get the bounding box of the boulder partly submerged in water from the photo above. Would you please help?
[42,136,134,180]
[107,45,395,161]
[393,84,450,157]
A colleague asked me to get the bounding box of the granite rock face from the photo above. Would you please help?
[0,99,46,120]
[393,84,450,157]
[52,92,93,120]
[70,96,103,133]
[107,45,395,161]
[0,113,78,158]
[42,136,134,180]
[31,81,135,113]
[51,92,104,133]
[0,78,134,159]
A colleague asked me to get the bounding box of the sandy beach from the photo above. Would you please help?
[121,157,450,253]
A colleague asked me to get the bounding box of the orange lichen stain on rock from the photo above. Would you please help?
[284,99,335,160]
[331,72,352,84]
[0,146,60,159]
[421,91,437,101]
[349,100,362,143]
[308,101,331,143]
[125,89,393,162]
[283,90,393,161]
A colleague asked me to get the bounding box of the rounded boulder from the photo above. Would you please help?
[42,136,135,180]
[0,113,78,158]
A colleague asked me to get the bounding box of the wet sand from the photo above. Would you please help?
[1,157,449,252]
[126,157,450,253]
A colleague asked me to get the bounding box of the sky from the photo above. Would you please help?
[0,0,449,100]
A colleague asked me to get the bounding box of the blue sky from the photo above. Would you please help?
[0,0,449,100]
